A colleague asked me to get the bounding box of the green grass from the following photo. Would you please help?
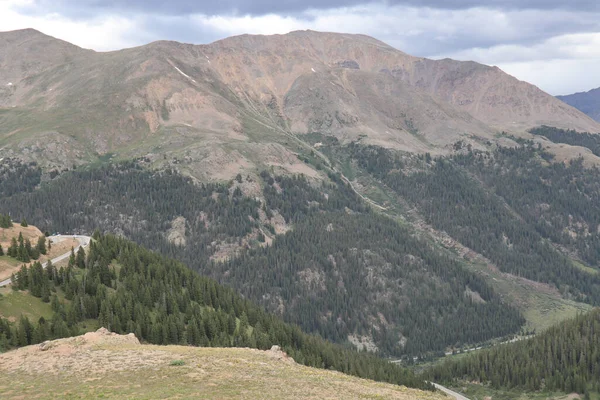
[571,259,599,275]
[0,287,54,321]
[0,286,98,334]
[470,257,593,333]
[0,255,21,268]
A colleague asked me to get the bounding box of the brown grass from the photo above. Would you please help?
[0,225,79,281]
[0,329,445,399]
[0,225,43,248]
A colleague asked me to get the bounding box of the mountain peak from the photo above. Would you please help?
[0,28,45,37]
[1,28,599,174]
[0,27,89,50]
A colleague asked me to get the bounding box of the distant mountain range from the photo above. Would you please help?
[1,28,599,179]
[557,87,600,123]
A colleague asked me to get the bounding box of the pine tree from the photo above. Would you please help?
[75,247,86,269]
[7,237,18,258]
[20,219,28,227]
[36,236,47,255]
[68,248,75,268]
[0,214,12,228]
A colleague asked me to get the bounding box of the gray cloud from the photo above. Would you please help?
[17,0,600,18]
[18,1,600,58]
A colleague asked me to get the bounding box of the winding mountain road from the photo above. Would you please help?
[0,235,91,287]
[431,383,470,400]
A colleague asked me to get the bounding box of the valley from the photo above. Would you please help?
[1,25,600,400]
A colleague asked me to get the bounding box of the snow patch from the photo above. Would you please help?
[6,82,12,86]
[172,64,196,83]
[311,68,316,72]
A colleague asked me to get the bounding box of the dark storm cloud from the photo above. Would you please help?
[17,0,600,18]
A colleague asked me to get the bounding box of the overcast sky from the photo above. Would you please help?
[1,0,599,95]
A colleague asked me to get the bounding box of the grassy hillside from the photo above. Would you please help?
[0,330,445,400]
[0,233,432,391]
[0,287,54,322]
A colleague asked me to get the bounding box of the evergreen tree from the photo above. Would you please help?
[0,213,12,228]
[68,248,75,268]
[36,236,47,255]
[426,309,600,394]
[75,247,86,269]
[7,237,17,258]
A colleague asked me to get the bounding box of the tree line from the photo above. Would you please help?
[0,232,433,391]
[530,126,600,157]
[424,309,600,395]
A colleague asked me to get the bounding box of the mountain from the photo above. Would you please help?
[0,161,524,356]
[0,329,444,400]
[557,87,600,122]
[3,27,600,378]
[1,29,599,179]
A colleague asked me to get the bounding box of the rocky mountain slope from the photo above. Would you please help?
[1,29,598,179]
[0,328,445,400]
[557,87,600,123]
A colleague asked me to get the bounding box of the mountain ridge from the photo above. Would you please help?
[557,86,600,122]
[1,28,599,180]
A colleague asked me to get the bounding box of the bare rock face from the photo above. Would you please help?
[267,345,295,364]
[39,341,54,351]
[336,60,360,69]
[167,216,186,247]
[36,327,140,354]
[81,327,141,346]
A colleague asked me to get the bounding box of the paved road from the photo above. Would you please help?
[0,235,91,287]
[431,383,470,400]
